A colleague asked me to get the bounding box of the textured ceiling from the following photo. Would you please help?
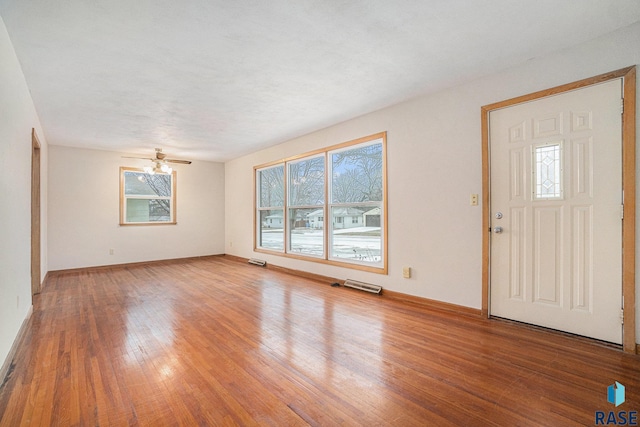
[1,1,639,161]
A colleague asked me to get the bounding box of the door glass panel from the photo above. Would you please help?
[534,142,562,199]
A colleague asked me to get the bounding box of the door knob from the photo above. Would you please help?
[494,226,503,234]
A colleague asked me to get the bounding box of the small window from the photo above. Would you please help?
[533,142,563,200]
[120,168,176,225]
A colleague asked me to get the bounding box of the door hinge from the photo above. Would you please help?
[621,204,624,220]
[621,98,624,115]
[620,309,624,324]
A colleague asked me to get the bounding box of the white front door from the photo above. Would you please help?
[489,79,623,344]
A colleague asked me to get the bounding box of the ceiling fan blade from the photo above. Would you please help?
[165,159,192,164]
[122,156,154,160]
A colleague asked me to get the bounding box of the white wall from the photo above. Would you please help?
[48,146,225,270]
[225,23,640,338]
[0,17,48,369]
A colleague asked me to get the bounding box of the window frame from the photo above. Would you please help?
[287,153,326,259]
[327,137,385,267]
[253,132,387,274]
[256,163,285,252]
[119,167,177,226]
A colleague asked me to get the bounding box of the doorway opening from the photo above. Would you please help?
[31,128,41,299]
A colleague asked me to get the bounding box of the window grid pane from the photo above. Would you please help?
[288,207,324,257]
[258,209,284,251]
[332,142,383,203]
[259,165,284,208]
[288,156,324,207]
[124,171,172,196]
[329,204,382,264]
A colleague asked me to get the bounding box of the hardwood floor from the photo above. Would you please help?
[1,256,638,426]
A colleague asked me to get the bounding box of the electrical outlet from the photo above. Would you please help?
[402,267,412,279]
[109,248,114,255]
[229,241,233,247]
[470,194,479,206]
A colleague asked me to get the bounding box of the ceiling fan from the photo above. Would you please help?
[123,148,192,174]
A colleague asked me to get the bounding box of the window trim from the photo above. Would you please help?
[119,167,177,226]
[253,132,388,274]
[287,153,326,258]
[256,163,285,252]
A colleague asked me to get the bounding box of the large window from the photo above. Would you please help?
[255,132,386,273]
[120,168,176,225]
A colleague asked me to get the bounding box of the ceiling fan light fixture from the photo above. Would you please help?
[123,148,191,173]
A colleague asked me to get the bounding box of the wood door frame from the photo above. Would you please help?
[481,66,637,353]
[31,128,41,297]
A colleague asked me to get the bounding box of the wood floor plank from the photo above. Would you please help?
[0,256,639,426]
